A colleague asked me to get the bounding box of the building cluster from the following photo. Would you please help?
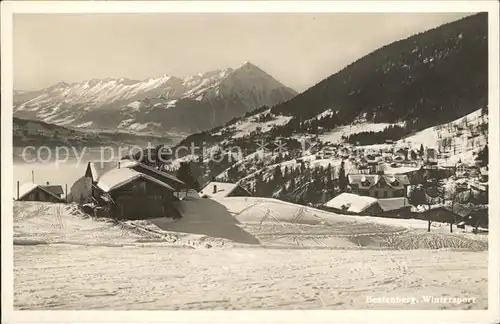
[15,159,252,221]
[14,138,487,229]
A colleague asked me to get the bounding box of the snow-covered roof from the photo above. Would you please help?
[87,161,120,182]
[469,182,488,192]
[16,183,63,201]
[377,197,410,212]
[348,174,410,190]
[120,159,185,189]
[199,182,249,199]
[324,193,379,214]
[44,185,64,196]
[384,165,421,174]
[97,168,175,193]
[410,204,443,213]
[17,183,37,200]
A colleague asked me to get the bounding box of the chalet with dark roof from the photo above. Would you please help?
[348,174,410,198]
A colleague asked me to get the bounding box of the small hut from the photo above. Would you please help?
[16,183,65,203]
[94,168,180,220]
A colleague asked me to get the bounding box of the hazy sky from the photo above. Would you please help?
[14,12,473,92]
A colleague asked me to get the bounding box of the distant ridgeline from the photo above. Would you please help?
[170,13,488,150]
[13,117,176,149]
[267,13,488,139]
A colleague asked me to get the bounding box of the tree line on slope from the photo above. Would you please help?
[270,13,488,134]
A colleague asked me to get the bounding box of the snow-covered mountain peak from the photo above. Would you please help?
[237,61,267,73]
[240,61,257,68]
[13,62,298,134]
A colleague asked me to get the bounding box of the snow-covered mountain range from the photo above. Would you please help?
[13,62,297,134]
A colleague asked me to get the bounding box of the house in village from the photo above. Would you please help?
[425,147,437,162]
[411,203,470,225]
[81,159,186,219]
[348,174,410,199]
[377,197,412,218]
[408,149,419,161]
[15,183,65,203]
[85,161,121,194]
[364,154,384,174]
[339,147,351,159]
[461,207,489,229]
[68,162,116,204]
[439,162,456,175]
[394,148,409,158]
[469,182,488,203]
[323,193,382,215]
[199,182,252,199]
[479,166,488,182]
[85,159,185,194]
[393,153,405,163]
[93,168,181,219]
[119,159,185,192]
[455,162,473,177]
[382,152,393,163]
[401,165,453,185]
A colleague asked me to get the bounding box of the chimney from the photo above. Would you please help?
[17,181,19,200]
[213,185,217,194]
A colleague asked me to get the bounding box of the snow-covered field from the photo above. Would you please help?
[13,199,488,310]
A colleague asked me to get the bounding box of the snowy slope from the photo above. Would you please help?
[14,199,487,310]
[212,109,293,139]
[397,108,488,164]
[13,62,297,134]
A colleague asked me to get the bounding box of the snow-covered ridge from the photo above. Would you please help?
[14,62,297,133]
[16,75,184,110]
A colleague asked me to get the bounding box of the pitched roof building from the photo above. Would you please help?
[94,168,179,220]
[85,161,120,183]
[323,193,381,215]
[119,159,185,191]
[199,182,252,199]
[16,183,64,203]
[348,174,410,198]
[97,168,175,193]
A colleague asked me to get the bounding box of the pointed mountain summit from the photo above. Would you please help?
[13,62,297,134]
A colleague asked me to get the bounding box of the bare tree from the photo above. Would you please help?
[442,182,467,233]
